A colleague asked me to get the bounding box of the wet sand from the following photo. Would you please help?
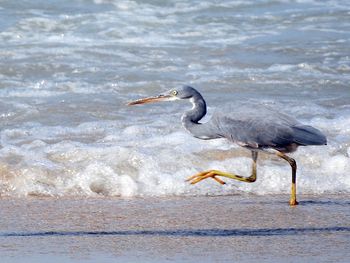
[0,195,349,262]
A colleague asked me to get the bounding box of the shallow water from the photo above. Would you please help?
[0,196,350,262]
[0,0,349,197]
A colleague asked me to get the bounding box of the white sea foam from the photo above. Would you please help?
[0,0,349,197]
[0,106,349,198]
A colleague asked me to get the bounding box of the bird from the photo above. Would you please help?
[127,85,327,206]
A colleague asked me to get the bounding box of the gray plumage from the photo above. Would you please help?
[127,85,327,205]
[173,86,326,153]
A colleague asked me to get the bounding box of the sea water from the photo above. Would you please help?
[0,0,349,197]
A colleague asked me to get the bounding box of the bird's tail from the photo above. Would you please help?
[292,125,327,146]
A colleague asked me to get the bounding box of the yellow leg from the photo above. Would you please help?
[186,151,258,185]
[276,152,298,206]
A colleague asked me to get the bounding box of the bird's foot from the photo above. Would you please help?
[186,170,226,185]
[289,199,299,206]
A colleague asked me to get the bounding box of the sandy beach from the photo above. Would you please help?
[1,195,349,262]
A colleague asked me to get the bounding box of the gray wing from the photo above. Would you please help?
[210,103,326,150]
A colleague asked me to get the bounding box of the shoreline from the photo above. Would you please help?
[1,194,349,262]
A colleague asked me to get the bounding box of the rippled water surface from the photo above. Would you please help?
[0,0,349,197]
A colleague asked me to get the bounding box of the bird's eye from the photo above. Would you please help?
[172,90,178,96]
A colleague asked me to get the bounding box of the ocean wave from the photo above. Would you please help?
[0,109,349,198]
[0,0,349,197]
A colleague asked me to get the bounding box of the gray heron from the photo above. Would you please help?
[128,85,327,206]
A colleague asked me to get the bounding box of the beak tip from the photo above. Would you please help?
[126,100,142,106]
[126,94,170,106]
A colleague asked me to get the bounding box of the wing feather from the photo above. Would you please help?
[210,103,299,149]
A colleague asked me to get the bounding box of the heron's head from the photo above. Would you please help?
[127,85,198,106]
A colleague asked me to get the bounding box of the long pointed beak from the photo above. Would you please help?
[127,95,171,106]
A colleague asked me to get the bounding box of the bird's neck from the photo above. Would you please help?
[182,93,207,123]
[181,93,218,140]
